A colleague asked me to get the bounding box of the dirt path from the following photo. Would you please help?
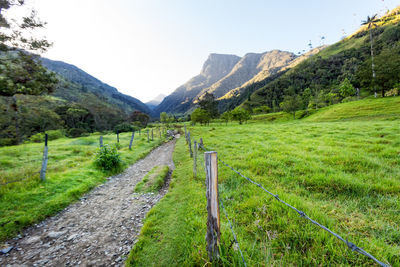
[0,140,176,267]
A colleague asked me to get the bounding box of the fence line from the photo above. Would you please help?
[1,127,167,187]
[191,138,390,267]
[0,176,34,186]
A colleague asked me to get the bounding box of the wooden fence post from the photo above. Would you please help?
[99,136,103,148]
[159,128,161,139]
[184,124,188,143]
[151,129,154,141]
[129,131,135,150]
[193,140,197,178]
[200,138,203,149]
[188,132,193,158]
[40,134,49,181]
[117,131,120,143]
[204,151,220,262]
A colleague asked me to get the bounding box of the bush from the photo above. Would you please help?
[385,88,399,97]
[94,144,123,171]
[30,129,65,143]
[30,133,44,143]
[114,122,135,134]
[67,128,89,138]
[0,138,16,146]
[47,129,65,141]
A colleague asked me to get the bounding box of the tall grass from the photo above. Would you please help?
[129,120,399,266]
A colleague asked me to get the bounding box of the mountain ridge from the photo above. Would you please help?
[40,58,154,117]
[156,48,321,115]
[154,53,241,115]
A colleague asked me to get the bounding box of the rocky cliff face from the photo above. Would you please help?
[156,47,324,115]
[202,50,296,100]
[218,47,324,100]
[154,54,240,115]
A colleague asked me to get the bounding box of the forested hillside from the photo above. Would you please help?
[238,8,400,112]
[0,58,153,145]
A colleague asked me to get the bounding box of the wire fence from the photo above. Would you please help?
[186,130,391,267]
[0,127,168,187]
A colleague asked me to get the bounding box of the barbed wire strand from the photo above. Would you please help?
[0,175,35,186]
[198,143,390,267]
[220,199,247,267]
[196,141,246,265]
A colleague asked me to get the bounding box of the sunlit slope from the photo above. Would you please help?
[304,96,400,122]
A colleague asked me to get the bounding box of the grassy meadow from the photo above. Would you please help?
[0,128,167,241]
[128,99,400,266]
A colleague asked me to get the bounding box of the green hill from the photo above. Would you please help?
[304,96,400,122]
[234,7,400,113]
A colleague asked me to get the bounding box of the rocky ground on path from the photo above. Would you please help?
[0,140,176,267]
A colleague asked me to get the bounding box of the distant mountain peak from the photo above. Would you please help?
[146,94,166,110]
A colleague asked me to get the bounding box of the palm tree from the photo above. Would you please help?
[361,14,380,97]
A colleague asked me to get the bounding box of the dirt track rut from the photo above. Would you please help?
[0,140,176,266]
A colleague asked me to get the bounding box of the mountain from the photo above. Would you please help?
[146,94,166,110]
[199,50,296,100]
[154,54,241,115]
[0,57,155,144]
[40,58,154,117]
[157,48,322,116]
[217,46,326,113]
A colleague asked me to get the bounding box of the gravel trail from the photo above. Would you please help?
[0,140,176,267]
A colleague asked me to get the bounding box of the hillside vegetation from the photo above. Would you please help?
[305,96,400,121]
[240,7,400,112]
[127,98,399,266]
[0,57,154,146]
[249,96,400,123]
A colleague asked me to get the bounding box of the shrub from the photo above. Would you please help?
[47,129,65,141]
[94,145,123,171]
[114,122,135,134]
[385,88,399,97]
[0,138,16,146]
[30,133,44,143]
[67,128,89,138]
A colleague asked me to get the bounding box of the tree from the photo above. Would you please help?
[198,92,218,118]
[0,0,55,96]
[361,14,380,97]
[280,95,302,119]
[357,47,400,97]
[130,110,149,127]
[160,112,168,124]
[231,108,251,124]
[191,108,210,125]
[220,111,232,125]
[1,1,57,143]
[339,78,355,98]
[301,88,312,109]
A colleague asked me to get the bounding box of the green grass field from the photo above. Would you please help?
[128,98,400,266]
[0,129,167,241]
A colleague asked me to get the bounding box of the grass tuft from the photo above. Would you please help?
[134,165,170,193]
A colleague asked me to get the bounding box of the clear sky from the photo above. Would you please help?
[26,0,400,102]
